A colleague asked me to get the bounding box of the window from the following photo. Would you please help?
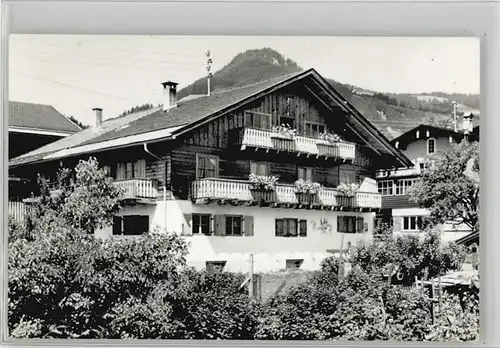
[103,165,111,176]
[340,169,356,184]
[250,161,269,176]
[116,159,146,180]
[402,216,424,232]
[279,116,295,128]
[286,259,304,270]
[225,215,243,236]
[113,215,149,236]
[377,180,393,195]
[298,167,313,181]
[192,214,212,235]
[419,163,425,171]
[427,138,436,154]
[337,216,364,234]
[244,111,271,129]
[395,179,415,195]
[305,122,326,136]
[206,261,226,272]
[275,218,307,237]
[196,154,218,179]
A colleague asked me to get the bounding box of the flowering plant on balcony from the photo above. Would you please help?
[249,173,279,192]
[271,124,297,140]
[318,131,343,144]
[336,182,360,197]
[294,179,322,195]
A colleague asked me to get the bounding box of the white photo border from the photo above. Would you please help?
[1,0,498,347]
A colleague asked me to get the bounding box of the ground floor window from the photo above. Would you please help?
[113,215,149,236]
[286,259,304,270]
[337,216,364,234]
[192,214,212,235]
[402,216,424,232]
[225,215,243,235]
[206,261,226,272]
[275,218,307,237]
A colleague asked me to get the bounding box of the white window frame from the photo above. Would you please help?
[427,138,436,155]
[297,166,313,182]
[377,180,393,196]
[250,161,270,176]
[402,216,424,232]
[395,179,415,196]
[196,153,219,179]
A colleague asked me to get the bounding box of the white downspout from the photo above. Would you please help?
[143,143,168,231]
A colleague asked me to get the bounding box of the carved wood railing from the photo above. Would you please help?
[191,178,381,209]
[235,127,356,161]
[114,178,158,199]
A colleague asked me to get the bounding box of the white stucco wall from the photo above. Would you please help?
[402,136,452,163]
[99,199,375,273]
[391,207,471,243]
[183,203,375,272]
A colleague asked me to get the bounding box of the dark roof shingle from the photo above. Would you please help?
[9,101,82,134]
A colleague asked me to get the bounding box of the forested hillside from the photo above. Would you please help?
[122,48,480,139]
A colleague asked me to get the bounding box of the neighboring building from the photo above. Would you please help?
[9,68,412,273]
[9,101,82,159]
[375,118,479,243]
[8,101,82,205]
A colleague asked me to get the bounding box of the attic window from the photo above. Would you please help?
[395,141,399,149]
[416,130,420,138]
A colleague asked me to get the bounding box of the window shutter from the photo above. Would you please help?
[393,217,402,232]
[244,216,254,236]
[337,216,344,233]
[135,159,146,178]
[183,214,193,236]
[299,220,307,237]
[210,215,215,235]
[214,215,226,236]
[356,217,364,233]
[250,161,258,175]
[112,216,122,235]
[275,219,283,237]
[116,163,126,180]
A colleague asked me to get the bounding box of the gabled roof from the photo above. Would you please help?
[10,69,412,169]
[9,101,82,135]
[391,124,479,150]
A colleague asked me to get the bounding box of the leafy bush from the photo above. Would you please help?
[350,230,466,285]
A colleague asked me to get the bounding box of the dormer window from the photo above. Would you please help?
[427,138,436,155]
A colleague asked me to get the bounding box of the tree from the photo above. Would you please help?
[409,140,479,232]
[25,157,123,236]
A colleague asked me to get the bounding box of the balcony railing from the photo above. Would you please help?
[191,178,381,209]
[235,127,356,161]
[114,178,158,200]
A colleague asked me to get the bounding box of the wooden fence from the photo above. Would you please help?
[8,201,27,223]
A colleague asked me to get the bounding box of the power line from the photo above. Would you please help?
[10,70,132,101]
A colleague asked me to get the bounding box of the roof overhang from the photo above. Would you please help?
[10,125,182,168]
[9,126,75,137]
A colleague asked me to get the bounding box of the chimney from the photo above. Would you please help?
[92,108,103,127]
[161,81,179,111]
[463,113,474,134]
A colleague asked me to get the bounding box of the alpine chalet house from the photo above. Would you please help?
[8,101,82,218]
[375,115,479,243]
[10,69,412,272]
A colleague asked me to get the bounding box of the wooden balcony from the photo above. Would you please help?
[233,127,356,162]
[191,178,381,211]
[114,178,158,201]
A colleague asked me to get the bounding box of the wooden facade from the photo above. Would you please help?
[10,81,385,209]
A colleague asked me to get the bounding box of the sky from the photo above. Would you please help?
[9,35,480,127]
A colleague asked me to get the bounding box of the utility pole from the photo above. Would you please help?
[248,253,254,299]
[205,49,213,96]
[452,101,458,132]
